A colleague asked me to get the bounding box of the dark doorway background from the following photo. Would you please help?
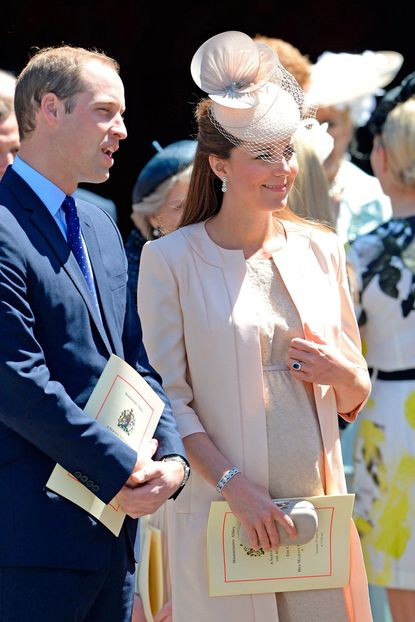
[1,0,414,239]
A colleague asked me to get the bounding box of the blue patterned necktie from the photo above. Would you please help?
[61,196,100,312]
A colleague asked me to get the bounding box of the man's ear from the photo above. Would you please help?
[40,93,61,126]
[379,142,388,175]
[208,154,227,181]
[373,135,388,174]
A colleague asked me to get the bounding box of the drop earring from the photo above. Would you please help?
[221,176,228,193]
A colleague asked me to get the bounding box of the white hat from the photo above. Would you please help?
[190,31,317,162]
[308,50,404,126]
[191,31,277,109]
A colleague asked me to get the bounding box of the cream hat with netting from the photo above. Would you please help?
[190,31,317,162]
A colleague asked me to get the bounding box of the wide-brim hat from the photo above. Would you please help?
[132,140,197,204]
[308,50,404,109]
[190,31,316,163]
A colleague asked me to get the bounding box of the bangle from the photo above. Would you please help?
[215,467,241,494]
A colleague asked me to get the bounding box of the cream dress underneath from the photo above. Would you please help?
[246,258,349,622]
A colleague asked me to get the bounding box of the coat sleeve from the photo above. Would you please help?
[333,236,371,422]
[137,240,206,439]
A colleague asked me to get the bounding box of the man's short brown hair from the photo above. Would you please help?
[15,46,119,140]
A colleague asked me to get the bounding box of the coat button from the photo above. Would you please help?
[74,471,82,479]
[80,475,88,484]
[92,484,100,494]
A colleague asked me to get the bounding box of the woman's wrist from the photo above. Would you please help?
[334,365,370,414]
[215,466,241,494]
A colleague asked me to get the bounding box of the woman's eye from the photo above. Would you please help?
[255,153,271,161]
[283,145,295,160]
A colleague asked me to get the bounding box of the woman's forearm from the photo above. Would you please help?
[334,364,371,416]
[183,431,236,487]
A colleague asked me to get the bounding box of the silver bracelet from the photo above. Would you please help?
[215,466,241,494]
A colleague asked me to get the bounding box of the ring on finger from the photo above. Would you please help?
[291,360,302,371]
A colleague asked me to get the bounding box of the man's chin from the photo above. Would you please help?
[80,171,111,185]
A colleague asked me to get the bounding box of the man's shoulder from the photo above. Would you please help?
[74,188,117,222]
[0,175,31,236]
[76,193,122,243]
[0,168,25,206]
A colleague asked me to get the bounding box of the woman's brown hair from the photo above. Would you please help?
[180,98,330,232]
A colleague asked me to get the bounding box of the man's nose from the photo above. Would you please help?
[112,114,127,140]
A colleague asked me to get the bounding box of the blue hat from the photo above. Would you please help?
[132,140,197,204]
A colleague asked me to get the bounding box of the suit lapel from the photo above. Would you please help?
[3,169,113,356]
[272,227,337,488]
[271,228,327,340]
[184,223,270,486]
[78,210,120,354]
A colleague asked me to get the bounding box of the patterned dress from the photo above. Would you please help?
[246,258,349,621]
[347,217,415,590]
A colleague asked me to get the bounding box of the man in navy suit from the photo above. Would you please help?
[0,46,188,621]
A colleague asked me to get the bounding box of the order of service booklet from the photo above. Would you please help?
[46,354,165,536]
[207,494,354,596]
[136,515,164,622]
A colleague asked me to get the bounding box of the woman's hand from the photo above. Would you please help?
[287,323,370,415]
[288,323,355,387]
[221,472,297,551]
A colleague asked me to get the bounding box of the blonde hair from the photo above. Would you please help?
[288,137,336,229]
[132,165,193,240]
[15,46,119,140]
[382,97,415,190]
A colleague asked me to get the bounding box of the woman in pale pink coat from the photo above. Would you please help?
[137,31,372,622]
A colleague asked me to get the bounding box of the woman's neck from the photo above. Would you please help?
[205,210,285,259]
[390,190,415,218]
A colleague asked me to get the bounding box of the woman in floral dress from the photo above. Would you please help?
[347,87,415,622]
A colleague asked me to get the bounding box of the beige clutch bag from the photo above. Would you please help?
[238,498,318,548]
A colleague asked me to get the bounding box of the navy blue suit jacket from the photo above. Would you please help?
[0,168,185,570]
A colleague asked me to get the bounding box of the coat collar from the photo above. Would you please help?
[182,219,335,489]
[1,168,113,356]
[182,220,327,339]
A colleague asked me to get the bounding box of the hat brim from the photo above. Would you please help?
[309,50,404,108]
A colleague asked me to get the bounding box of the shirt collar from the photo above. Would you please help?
[12,155,71,217]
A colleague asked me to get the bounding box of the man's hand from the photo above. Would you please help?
[125,438,158,487]
[116,459,184,518]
